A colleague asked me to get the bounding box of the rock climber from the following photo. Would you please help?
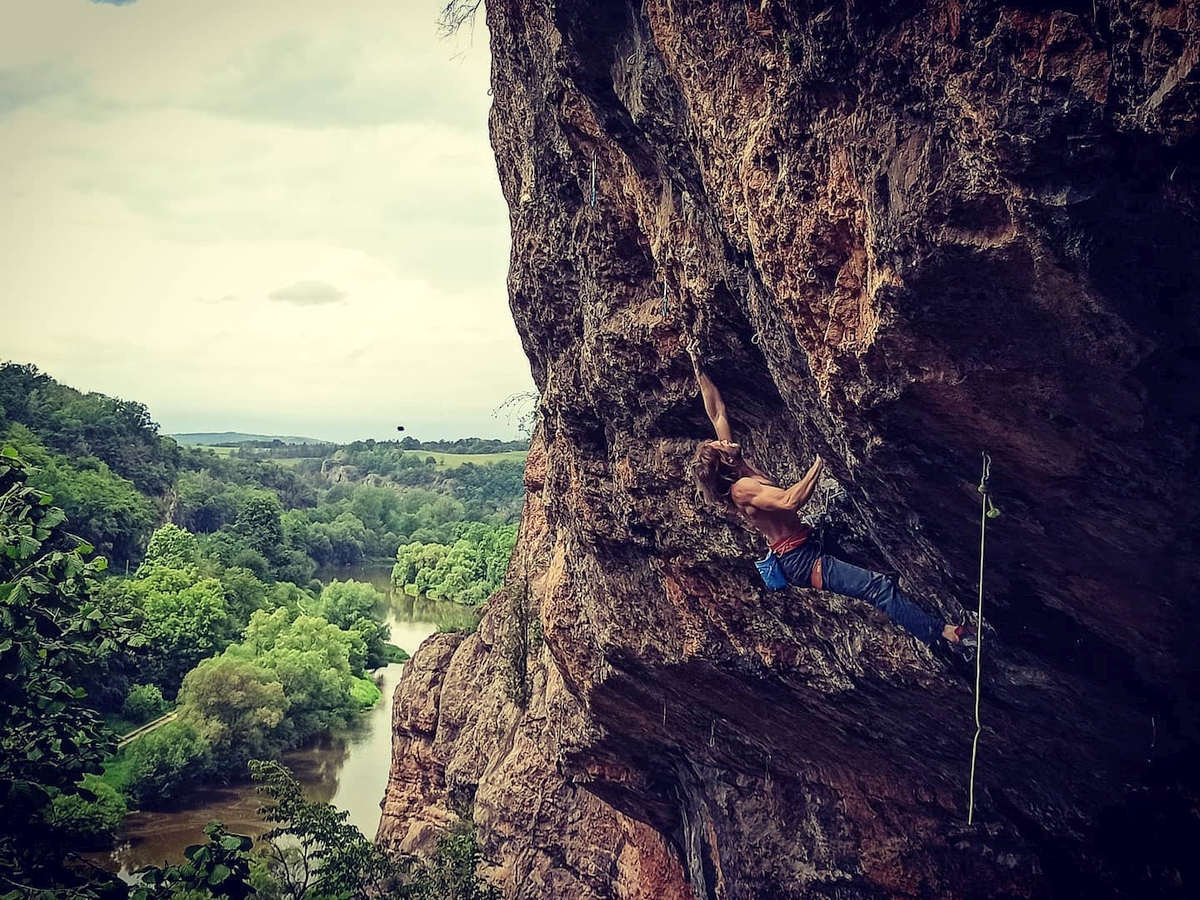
[688,347,973,650]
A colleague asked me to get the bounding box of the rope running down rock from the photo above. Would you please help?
[969,451,1000,824]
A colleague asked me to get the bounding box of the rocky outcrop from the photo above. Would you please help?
[379,2,1200,897]
[319,459,361,483]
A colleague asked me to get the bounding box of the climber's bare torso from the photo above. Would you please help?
[729,473,813,545]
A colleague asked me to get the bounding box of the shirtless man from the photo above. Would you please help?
[689,352,970,648]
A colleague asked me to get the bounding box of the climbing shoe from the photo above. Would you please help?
[953,624,978,650]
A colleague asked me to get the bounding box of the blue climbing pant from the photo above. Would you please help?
[776,540,944,644]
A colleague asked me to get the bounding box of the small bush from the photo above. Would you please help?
[124,719,215,808]
[122,683,167,724]
[384,643,410,664]
[503,582,539,708]
[434,604,480,634]
[350,676,382,709]
[412,820,501,899]
[45,775,127,850]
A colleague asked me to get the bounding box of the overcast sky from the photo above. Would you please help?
[0,0,534,442]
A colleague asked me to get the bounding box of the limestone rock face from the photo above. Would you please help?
[378,2,1200,897]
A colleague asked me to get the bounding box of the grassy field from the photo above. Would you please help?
[416,450,528,470]
[196,448,315,466]
[273,456,310,467]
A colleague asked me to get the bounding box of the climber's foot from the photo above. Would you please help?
[942,623,977,645]
[934,624,975,666]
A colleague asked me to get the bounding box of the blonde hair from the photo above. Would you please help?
[692,441,769,512]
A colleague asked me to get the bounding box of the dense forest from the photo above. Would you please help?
[0,361,524,898]
[180,435,529,458]
[0,363,525,575]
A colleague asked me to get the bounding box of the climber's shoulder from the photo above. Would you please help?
[729,476,775,505]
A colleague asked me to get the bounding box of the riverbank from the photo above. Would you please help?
[88,580,452,877]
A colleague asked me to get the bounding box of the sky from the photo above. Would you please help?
[0,0,535,442]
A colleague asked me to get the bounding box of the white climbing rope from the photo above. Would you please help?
[968,451,998,825]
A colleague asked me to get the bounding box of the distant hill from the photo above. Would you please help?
[170,432,326,446]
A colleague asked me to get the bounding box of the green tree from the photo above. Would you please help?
[392,542,448,597]
[316,512,368,566]
[3,423,158,569]
[268,580,318,613]
[310,580,390,671]
[235,492,285,562]
[229,545,273,581]
[220,566,271,632]
[0,362,182,498]
[283,509,332,566]
[0,445,138,894]
[140,523,199,571]
[348,617,391,672]
[176,656,288,772]
[314,579,382,630]
[347,485,397,536]
[238,608,369,739]
[250,760,407,900]
[44,774,127,851]
[241,606,295,654]
[122,683,168,724]
[131,565,231,694]
[391,525,516,605]
[122,718,215,809]
[422,495,467,531]
[411,822,501,900]
[256,615,363,740]
[275,547,317,587]
[174,469,243,534]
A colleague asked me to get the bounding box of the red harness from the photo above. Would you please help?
[766,526,823,589]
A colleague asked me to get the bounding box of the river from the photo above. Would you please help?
[92,567,447,876]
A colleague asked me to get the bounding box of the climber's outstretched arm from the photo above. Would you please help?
[690,349,733,442]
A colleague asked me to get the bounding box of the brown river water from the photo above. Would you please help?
[90,568,447,877]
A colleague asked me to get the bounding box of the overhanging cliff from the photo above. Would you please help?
[379,2,1200,897]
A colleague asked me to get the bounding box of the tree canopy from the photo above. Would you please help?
[0,445,138,892]
[0,362,181,496]
[393,523,518,605]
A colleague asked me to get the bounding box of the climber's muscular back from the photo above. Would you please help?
[730,476,813,545]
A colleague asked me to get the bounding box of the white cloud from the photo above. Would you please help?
[0,0,532,440]
[268,281,347,307]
